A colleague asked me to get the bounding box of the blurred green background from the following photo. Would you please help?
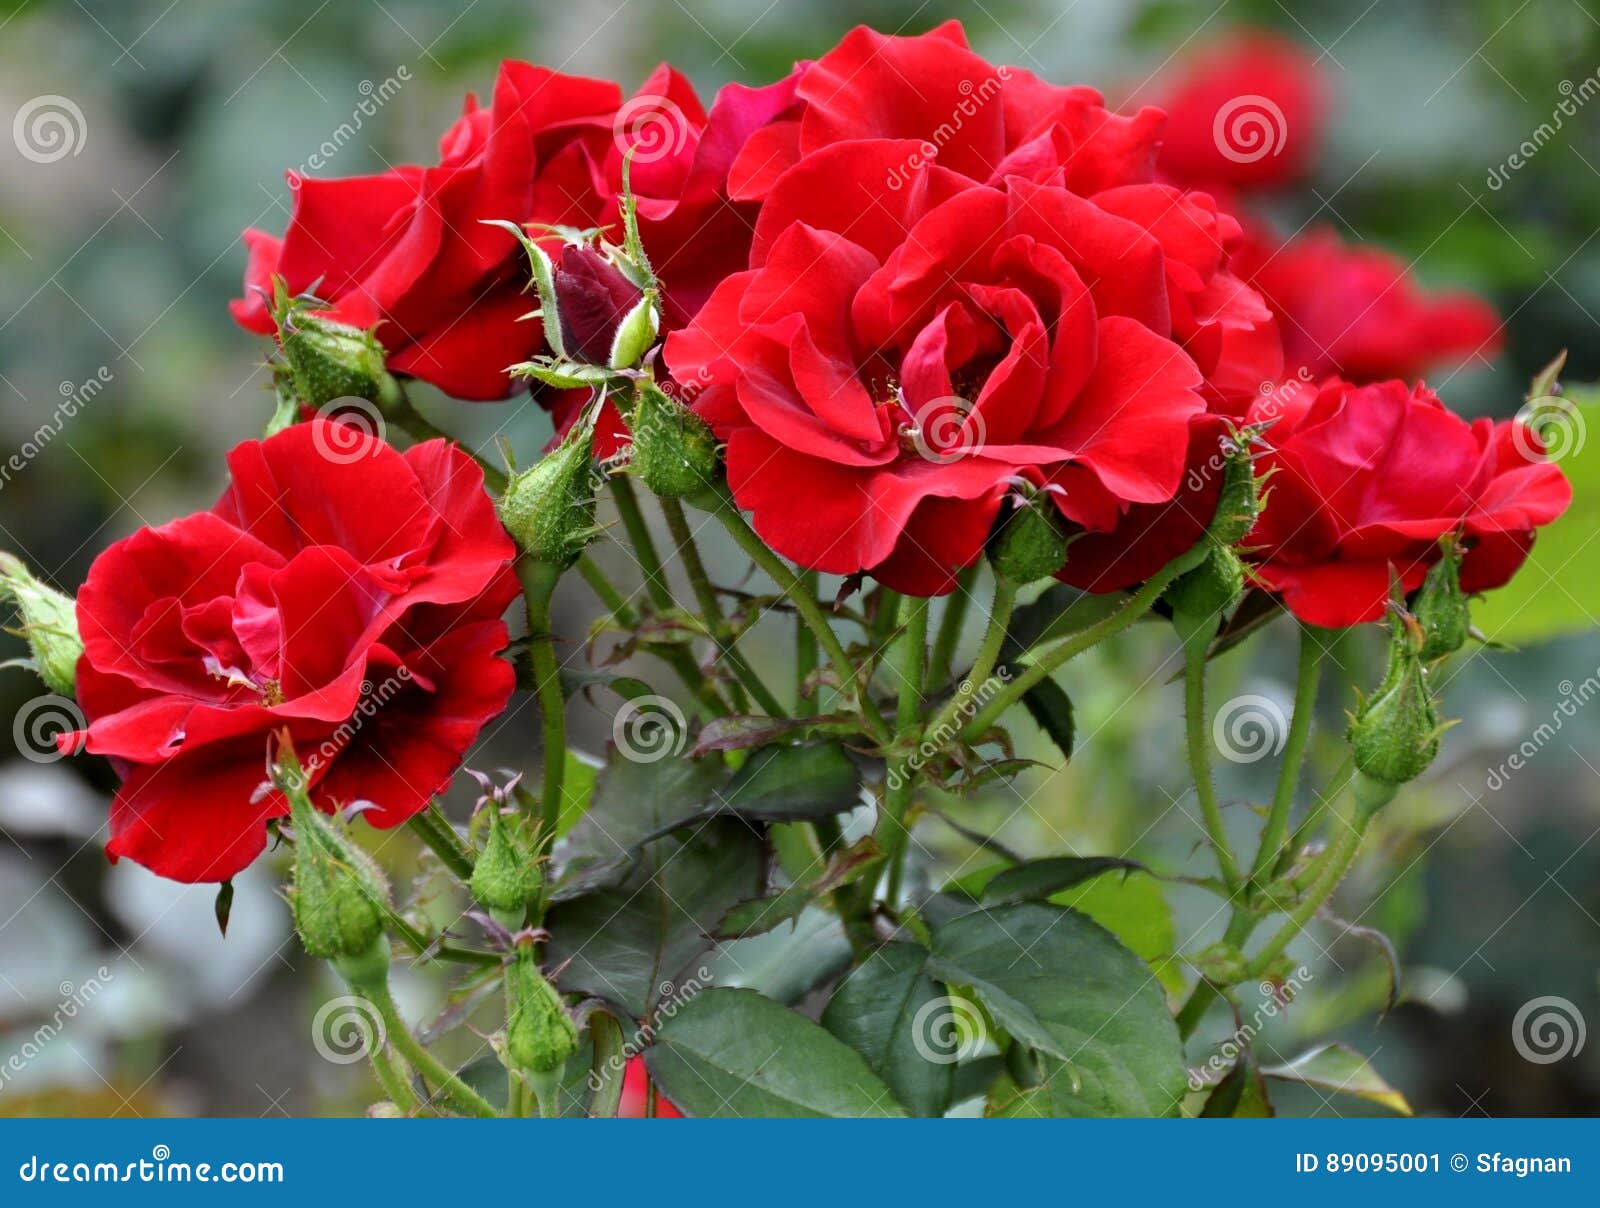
[1,0,1598,1117]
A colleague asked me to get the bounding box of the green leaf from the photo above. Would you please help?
[821,942,956,1118]
[980,856,1146,905]
[1473,390,1598,645]
[545,820,762,1019]
[1200,1054,1274,1117]
[715,837,881,940]
[928,902,1186,1117]
[1261,1043,1412,1116]
[555,749,599,840]
[720,743,861,822]
[647,987,907,1117]
[1054,871,1182,997]
[1016,673,1074,763]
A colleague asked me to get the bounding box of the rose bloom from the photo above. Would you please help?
[232,62,794,405]
[62,420,518,883]
[618,1056,682,1117]
[1149,30,1328,195]
[1243,378,1570,627]
[669,26,1278,594]
[1234,223,1502,382]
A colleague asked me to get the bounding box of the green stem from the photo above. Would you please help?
[926,576,1015,742]
[714,490,889,744]
[795,570,819,711]
[369,1042,425,1115]
[609,476,673,612]
[1183,631,1242,890]
[879,595,929,907]
[363,976,498,1118]
[1250,628,1322,882]
[406,807,475,883]
[1275,756,1354,878]
[660,497,786,717]
[516,556,566,842]
[929,567,976,691]
[1247,793,1368,978]
[381,379,506,493]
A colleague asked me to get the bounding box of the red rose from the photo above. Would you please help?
[231,62,621,401]
[1150,31,1328,194]
[1243,378,1570,627]
[1234,223,1502,382]
[667,147,1210,594]
[729,22,1165,204]
[62,420,518,883]
[618,1056,682,1117]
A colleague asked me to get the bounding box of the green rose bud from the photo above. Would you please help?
[1348,615,1446,794]
[1166,544,1245,629]
[0,552,83,697]
[277,742,391,968]
[1191,940,1251,986]
[1206,427,1262,546]
[505,945,577,1077]
[270,280,392,408]
[629,381,720,500]
[470,808,543,923]
[1413,538,1470,662]
[988,494,1069,585]
[497,426,600,568]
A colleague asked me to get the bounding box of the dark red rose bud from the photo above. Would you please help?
[555,245,646,365]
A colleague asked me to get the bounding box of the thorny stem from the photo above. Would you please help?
[929,566,977,691]
[517,556,567,842]
[795,570,819,711]
[879,595,929,907]
[1251,627,1323,882]
[406,806,475,883]
[362,976,499,1118]
[924,575,1015,744]
[609,476,673,613]
[1183,629,1242,890]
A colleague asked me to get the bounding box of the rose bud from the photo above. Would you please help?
[269,280,393,408]
[629,380,719,500]
[277,740,392,980]
[1413,536,1470,661]
[0,552,83,697]
[1348,612,1448,809]
[989,491,1070,586]
[1206,428,1263,546]
[1166,543,1246,628]
[470,807,543,927]
[504,942,577,1114]
[498,426,600,569]
[554,245,656,368]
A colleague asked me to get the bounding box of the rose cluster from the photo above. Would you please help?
[51,21,1567,884]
